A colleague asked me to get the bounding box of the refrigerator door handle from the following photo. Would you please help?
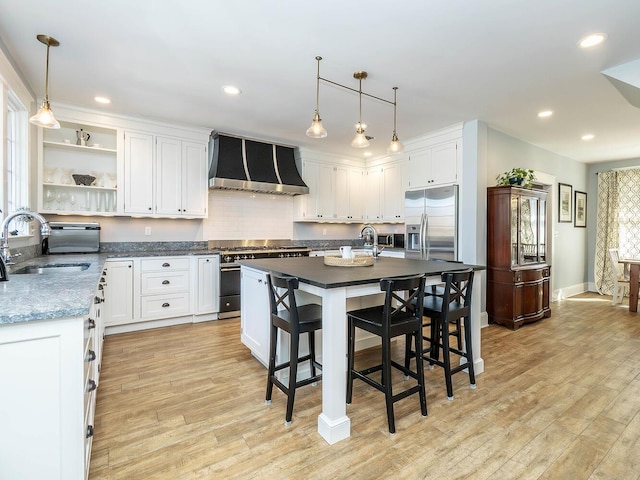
[420,213,428,260]
[424,214,430,260]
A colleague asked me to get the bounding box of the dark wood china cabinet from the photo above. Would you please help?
[487,186,551,329]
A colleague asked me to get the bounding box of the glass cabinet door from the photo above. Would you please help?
[519,196,539,264]
[539,199,546,263]
[511,196,519,266]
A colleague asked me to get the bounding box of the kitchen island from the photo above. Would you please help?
[239,256,484,444]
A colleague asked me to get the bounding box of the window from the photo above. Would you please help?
[2,90,29,235]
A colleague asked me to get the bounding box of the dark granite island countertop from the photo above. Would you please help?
[238,255,484,446]
[238,256,484,289]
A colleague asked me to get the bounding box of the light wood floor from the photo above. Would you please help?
[90,293,640,480]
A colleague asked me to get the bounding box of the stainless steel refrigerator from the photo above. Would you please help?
[405,185,458,261]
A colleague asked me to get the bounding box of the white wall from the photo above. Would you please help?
[486,127,589,296]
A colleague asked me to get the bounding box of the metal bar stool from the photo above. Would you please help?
[346,274,427,434]
[265,273,322,426]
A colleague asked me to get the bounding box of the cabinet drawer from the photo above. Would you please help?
[140,293,191,319]
[140,257,190,272]
[141,271,190,295]
[514,269,545,283]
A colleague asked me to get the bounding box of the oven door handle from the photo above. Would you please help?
[220,265,241,272]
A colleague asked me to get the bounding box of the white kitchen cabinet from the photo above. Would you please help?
[103,260,134,326]
[0,305,103,480]
[296,160,365,222]
[124,131,207,218]
[407,139,459,190]
[155,137,207,217]
[123,130,155,215]
[38,120,119,215]
[240,266,270,365]
[366,160,405,223]
[139,257,192,320]
[298,160,334,220]
[382,160,405,221]
[335,165,365,221]
[196,255,220,315]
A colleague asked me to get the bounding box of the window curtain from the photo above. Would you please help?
[594,169,640,294]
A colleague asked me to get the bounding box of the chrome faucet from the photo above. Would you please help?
[359,224,382,258]
[1,209,51,266]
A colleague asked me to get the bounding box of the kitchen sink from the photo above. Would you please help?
[12,263,91,275]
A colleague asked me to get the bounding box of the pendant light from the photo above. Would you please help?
[305,56,327,138]
[386,87,404,153]
[351,71,369,148]
[307,56,400,150]
[29,34,61,129]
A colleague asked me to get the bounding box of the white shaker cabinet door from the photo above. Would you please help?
[155,136,183,216]
[181,141,208,217]
[240,267,270,366]
[123,131,154,215]
[103,260,134,326]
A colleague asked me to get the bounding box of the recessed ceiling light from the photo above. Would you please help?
[578,33,607,48]
[363,151,372,157]
[222,85,242,96]
[538,110,553,118]
[94,96,111,104]
[581,134,595,141]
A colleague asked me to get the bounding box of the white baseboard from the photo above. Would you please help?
[105,315,193,335]
[480,311,489,328]
[553,283,588,301]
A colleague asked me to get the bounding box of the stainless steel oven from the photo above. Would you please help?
[211,240,311,319]
[219,263,241,319]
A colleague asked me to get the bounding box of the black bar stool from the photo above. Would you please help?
[265,273,322,426]
[408,269,475,400]
[346,274,427,434]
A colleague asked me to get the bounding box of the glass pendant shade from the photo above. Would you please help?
[306,111,327,138]
[387,133,403,153]
[30,101,60,129]
[351,123,370,148]
[386,87,402,153]
[29,35,61,130]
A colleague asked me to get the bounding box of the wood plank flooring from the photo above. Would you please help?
[90,293,640,480]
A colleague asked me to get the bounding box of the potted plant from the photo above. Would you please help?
[496,168,536,188]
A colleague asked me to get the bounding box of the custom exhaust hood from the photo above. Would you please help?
[208,132,309,195]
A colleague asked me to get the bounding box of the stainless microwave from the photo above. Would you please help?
[377,233,404,248]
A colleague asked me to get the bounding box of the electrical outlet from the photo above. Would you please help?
[145,226,151,236]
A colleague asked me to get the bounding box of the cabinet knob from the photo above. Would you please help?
[87,350,97,362]
[86,425,94,438]
[162,262,170,267]
[162,302,170,308]
[162,280,170,285]
[148,207,152,211]
[87,380,97,392]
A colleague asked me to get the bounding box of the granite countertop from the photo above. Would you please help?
[0,249,220,325]
[238,256,484,289]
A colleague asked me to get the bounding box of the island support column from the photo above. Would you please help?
[317,286,351,444]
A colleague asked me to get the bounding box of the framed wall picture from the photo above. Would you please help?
[574,190,587,227]
[559,183,572,223]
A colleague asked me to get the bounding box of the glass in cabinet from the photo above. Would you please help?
[39,120,119,215]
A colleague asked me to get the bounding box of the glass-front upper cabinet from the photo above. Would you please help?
[510,191,547,267]
[38,120,119,215]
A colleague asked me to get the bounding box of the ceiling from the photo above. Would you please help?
[1,0,640,164]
